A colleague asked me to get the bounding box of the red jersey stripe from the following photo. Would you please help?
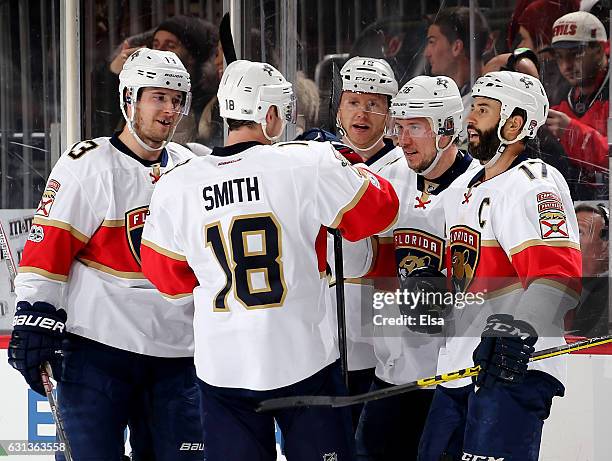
[77,224,142,273]
[141,242,198,297]
[19,224,87,279]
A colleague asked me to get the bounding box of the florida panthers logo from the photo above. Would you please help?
[449,226,480,293]
[394,229,444,285]
[520,76,534,88]
[125,206,149,265]
[436,77,448,88]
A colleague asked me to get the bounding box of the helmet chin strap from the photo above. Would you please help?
[125,102,182,153]
[262,119,286,143]
[482,121,523,169]
[417,119,457,177]
[336,116,385,156]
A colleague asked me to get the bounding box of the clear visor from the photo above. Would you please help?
[135,90,192,116]
[339,96,389,117]
[389,118,434,139]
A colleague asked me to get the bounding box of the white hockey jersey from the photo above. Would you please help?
[141,140,399,390]
[16,136,196,357]
[438,154,582,388]
[367,150,478,385]
[327,140,404,371]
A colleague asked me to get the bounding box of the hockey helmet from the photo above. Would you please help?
[217,60,296,142]
[119,48,192,151]
[390,75,463,175]
[340,57,398,97]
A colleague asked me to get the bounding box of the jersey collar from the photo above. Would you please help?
[211,141,263,157]
[417,150,473,194]
[365,139,396,166]
[467,152,530,187]
[110,133,168,167]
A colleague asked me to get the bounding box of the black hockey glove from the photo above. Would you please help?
[295,128,339,142]
[472,314,537,388]
[295,128,363,165]
[399,265,450,334]
[8,301,67,396]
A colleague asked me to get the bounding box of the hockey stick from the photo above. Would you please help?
[329,61,343,134]
[219,12,237,65]
[332,229,349,388]
[0,221,17,292]
[41,363,73,461]
[257,335,612,411]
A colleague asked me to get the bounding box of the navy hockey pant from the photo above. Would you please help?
[355,376,434,460]
[417,371,564,461]
[198,360,356,461]
[347,367,376,432]
[55,334,203,461]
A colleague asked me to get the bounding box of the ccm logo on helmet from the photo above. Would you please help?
[13,314,65,333]
[462,454,504,461]
[355,76,376,82]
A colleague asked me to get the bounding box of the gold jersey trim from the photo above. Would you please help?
[33,217,89,243]
[77,258,146,279]
[531,278,581,302]
[141,239,187,261]
[18,266,68,282]
[508,239,581,258]
[161,291,193,300]
[102,219,125,227]
[330,179,369,229]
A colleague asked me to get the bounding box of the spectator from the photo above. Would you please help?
[424,6,490,145]
[507,0,579,51]
[506,0,579,105]
[569,203,609,337]
[546,11,609,199]
[350,16,429,87]
[424,7,490,103]
[105,15,219,145]
[581,0,611,37]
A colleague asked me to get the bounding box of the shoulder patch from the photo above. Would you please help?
[35,178,61,217]
[536,191,568,239]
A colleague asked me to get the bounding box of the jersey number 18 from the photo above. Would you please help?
[205,213,287,311]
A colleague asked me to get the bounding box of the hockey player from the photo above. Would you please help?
[332,56,402,427]
[354,75,477,460]
[418,71,582,461]
[140,59,399,461]
[7,49,203,460]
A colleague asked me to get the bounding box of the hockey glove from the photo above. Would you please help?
[472,314,537,388]
[295,128,363,165]
[8,301,67,396]
[399,265,450,334]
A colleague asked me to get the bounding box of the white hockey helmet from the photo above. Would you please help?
[390,75,463,175]
[218,60,296,142]
[119,48,192,151]
[340,57,398,97]
[471,71,549,167]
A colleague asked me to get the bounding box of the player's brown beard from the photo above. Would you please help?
[468,123,501,163]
